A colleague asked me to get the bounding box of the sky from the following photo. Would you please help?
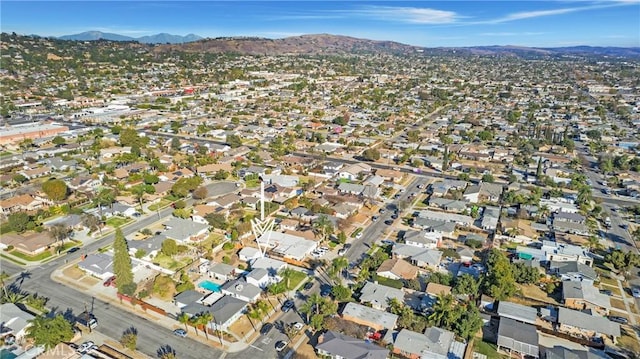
[2,1,640,47]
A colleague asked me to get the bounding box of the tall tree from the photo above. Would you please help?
[48,223,71,251]
[42,179,68,201]
[312,215,334,243]
[483,249,517,301]
[26,315,74,350]
[178,312,190,331]
[198,312,212,340]
[113,228,134,294]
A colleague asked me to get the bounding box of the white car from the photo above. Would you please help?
[77,341,95,353]
[292,322,304,331]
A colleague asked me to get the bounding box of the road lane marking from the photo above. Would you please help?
[250,345,264,351]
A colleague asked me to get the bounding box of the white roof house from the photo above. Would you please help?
[256,230,317,261]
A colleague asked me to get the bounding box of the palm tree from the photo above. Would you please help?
[0,271,10,299]
[1,287,27,304]
[188,315,199,336]
[279,267,295,290]
[328,257,349,284]
[198,312,212,340]
[312,215,334,243]
[428,293,455,328]
[177,312,190,331]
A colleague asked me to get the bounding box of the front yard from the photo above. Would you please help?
[152,253,192,271]
[106,216,133,228]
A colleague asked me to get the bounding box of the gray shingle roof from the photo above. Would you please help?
[497,301,538,325]
[557,307,620,337]
[497,317,539,357]
[562,282,610,309]
[316,330,389,359]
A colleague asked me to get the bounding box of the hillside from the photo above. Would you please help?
[153,34,422,55]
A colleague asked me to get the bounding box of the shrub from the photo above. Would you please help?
[222,242,235,251]
[222,256,231,264]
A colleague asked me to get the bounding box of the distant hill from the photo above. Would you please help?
[57,31,202,44]
[154,34,422,55]
[49,32,640,58]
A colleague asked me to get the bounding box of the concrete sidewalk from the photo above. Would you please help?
[51,261,252,353]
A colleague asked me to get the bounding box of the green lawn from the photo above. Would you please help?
[473,340,503,359]
[0,253,26,265]
[10,250,53,262]
[106,216,132,228]
[149,199,171,211]
[245,178,260,188]
[153,253,191,271]
[286,270,308,290]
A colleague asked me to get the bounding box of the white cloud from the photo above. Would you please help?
[353,6,461,24]
[485,1,637,24]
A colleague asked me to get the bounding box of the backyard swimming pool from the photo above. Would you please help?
[199,280,222,292]
[0,349,18,359]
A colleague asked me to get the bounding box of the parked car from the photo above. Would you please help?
[292,322,304,331]
[173,329,187,338]
[600,289,613,296]
[282,300,294,312]
[260,323,274,335]
[77,341,95,354]
[372,216,379,222]
[303,282,314,291]
[632,287,640,298]
[337,248,347,256]
[320,285,332,297]
[275,340,288,352]
[103,276,116,287]
[67,247,80,253]
[608,316,628,324]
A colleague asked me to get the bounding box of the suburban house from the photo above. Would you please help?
[359,281,405,311]
[556,307,620,342]
[0,303,35,345]
[220,278,261,303]
[403,230,441,249]
[127,234,165,260]
[0,194,52,216]
[77,253,114,280]
[428,198,468,213]
[392,244,442,269]
[550,261,598,283]
[0,232,59,256]
[415,210,473,227]
[256,231,317,263]
[238,247,262,263]
[497,317,539,358]
[208,262,237,281]
[315,330,389,359]
[497,301,538,325]
[244,268,277,289]
[249,257,287,276]
[376,258,418,280]
[338,163,371,181]
[340,302,398,332]
[412,218,457,238]
[163,217,210,243]
[562,281,611,315]
[384,327,466,359]
[463,182,503,203]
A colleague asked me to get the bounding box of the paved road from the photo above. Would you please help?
[5,204,229,358]
[345,176,427,265]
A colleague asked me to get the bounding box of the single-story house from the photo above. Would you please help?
[315,330,389,359]
[0,303,35,343]
[340,302,398,332]
[220,278,261,303]
[376,258,418,280]
[497,317,539,358]
[78,253,114,280]
[163,217,210,243]
[384,327,466,359]
[562,281,610,315]
[359,281,405,311]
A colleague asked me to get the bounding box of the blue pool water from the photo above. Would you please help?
[199,280,222,292]
[0,349,18,359]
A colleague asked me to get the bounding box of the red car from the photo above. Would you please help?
[103,276,116,287]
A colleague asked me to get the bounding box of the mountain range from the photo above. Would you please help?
[58,31,202,44]
[54,31,640,58]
